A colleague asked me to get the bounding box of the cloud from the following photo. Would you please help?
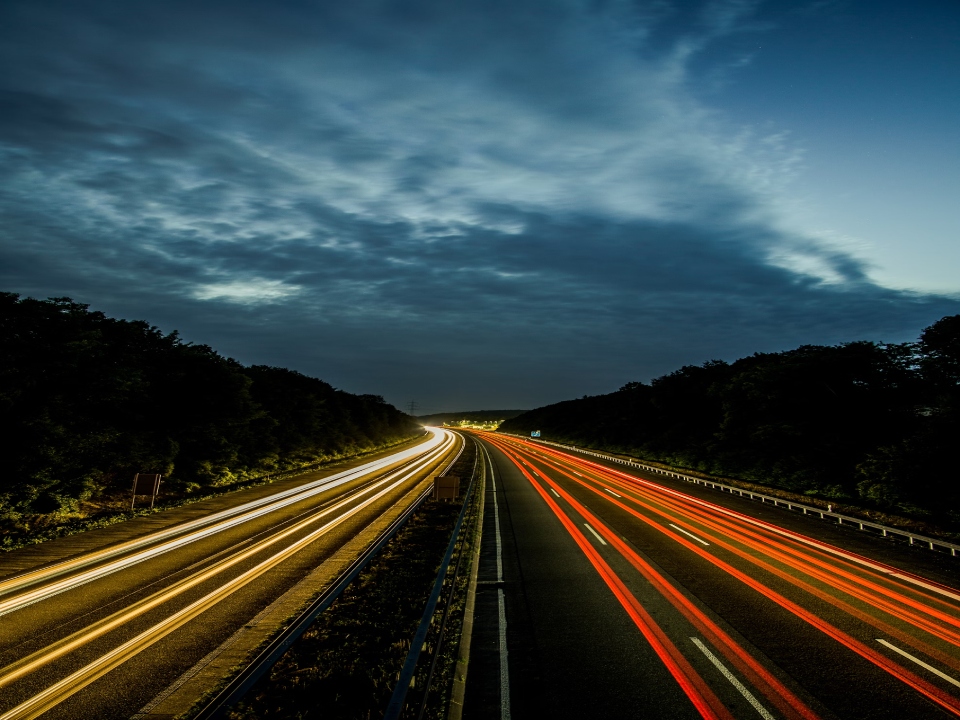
[0,0,957,410]
[192,279,302,304]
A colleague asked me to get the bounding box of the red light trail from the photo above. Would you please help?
[481,432,960,719]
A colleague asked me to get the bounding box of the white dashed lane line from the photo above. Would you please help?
[691,638,774,720]
[583,523,608,546]
[669,523,710,546]
[877,639,960,689]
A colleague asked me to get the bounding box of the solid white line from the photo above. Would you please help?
[669,523,710,546]
[877,639,960,688]
[604,488,622,498]
[690,638,775,720]
[549,488,560,498]
[488,450,504,584]
[482,443,510,720]
[583,523,607,545]
[498,588,511,720]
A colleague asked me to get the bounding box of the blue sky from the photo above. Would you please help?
[1,0,957,412]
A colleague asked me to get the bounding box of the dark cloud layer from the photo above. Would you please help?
[1,0,957,411]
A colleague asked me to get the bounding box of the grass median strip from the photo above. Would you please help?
[221,444,479,720]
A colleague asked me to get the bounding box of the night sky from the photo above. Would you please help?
[1,0,958,412]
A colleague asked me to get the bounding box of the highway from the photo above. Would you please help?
[465,432,960,720]
[0,427,460,720]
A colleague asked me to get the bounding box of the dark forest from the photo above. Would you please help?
[0,293,420,527]
[500,315,960,523]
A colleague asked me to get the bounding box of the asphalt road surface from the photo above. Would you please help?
[464,432,960,720]
[0,428,459,720]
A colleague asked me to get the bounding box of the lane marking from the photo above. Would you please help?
[549,488,560,498]
[583,523,608,546]
[548,446,960,603]
[573,471,583,477]
[482,444,511,720]
[498,588,512,720]
[490,456,504,584]
[877,639,960,689]
[669,523,710,546]
[604,488,622,498]
[691,638,774,720]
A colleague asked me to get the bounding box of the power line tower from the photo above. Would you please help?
[407,400,420,416]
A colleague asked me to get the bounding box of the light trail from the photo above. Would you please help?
[504,446,736,720]
[0,436,454,690]
[0,430,458,719]
[520,437,960,603]
[0,429,452,618]
[486,433,960,718]
[0,429,448,603]
[511,438,960,637]
[523,444,960,673]
[488,437,819,720]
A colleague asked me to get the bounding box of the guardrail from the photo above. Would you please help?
[504,434,960,558]
[385,438,480,720]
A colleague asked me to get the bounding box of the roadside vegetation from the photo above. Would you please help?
[0,293,421,549]
[499,315,960,530]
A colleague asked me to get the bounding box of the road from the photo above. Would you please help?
[0,428,460,720]
[464,432,960,720]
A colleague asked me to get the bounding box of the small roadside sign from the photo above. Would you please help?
[434,474,460,501]
[131,473,162,510]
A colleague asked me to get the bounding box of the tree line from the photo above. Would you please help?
[0,293,420,517]
[499,315,960,523]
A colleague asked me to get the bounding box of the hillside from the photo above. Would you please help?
[499,315,960,524]
[0,293,420,543]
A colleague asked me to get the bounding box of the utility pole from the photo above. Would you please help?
[407,400,420,416]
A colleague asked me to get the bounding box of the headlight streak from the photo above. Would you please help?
[0,430,458,720]
[487,434,960,718]
[0,433,456,692]
[487,436,818,720]
[0,430,449,605]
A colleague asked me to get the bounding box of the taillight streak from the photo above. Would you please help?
[489,437,960,717]
[493,444,735,720]
[489,439,820,720]
[525,448,960,669]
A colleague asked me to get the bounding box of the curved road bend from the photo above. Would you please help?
[0,427,460,720]
[464,431,960,720]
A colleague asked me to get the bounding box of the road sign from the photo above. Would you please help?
[131,473,162,510]
[434,474,460,500]
[531,430,541,437]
